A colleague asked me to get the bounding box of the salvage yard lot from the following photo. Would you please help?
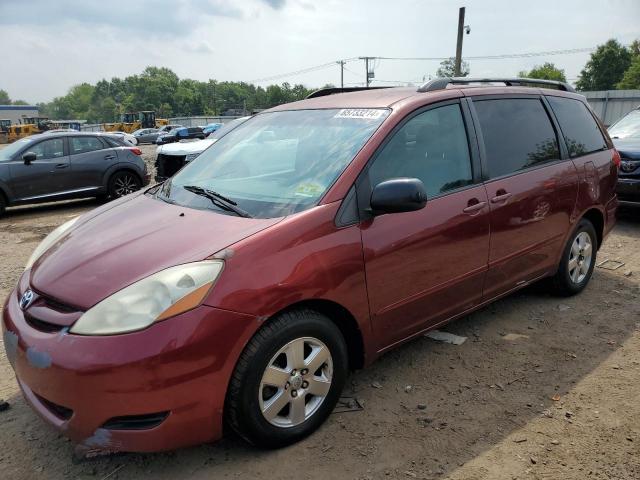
[0,143,639,479]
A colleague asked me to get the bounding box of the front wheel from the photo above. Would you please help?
[225,309,348,448]
[108,171,141,198]
[549,218,597,296]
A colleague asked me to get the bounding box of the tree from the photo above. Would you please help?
[0,89,10,104]
[617,56,640,89]
[12,99,29,105]
[518,62,566,82]
[436,57,470,77]
[576,39,632,91]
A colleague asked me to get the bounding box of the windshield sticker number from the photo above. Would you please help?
[334,109,387,120]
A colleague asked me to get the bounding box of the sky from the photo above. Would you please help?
[1,0,638,103]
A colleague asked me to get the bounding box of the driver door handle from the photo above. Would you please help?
[55,163,69,169]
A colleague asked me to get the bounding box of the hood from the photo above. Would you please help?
[157,138,216,156]
[30,193,281,310]
[612,137,640,160]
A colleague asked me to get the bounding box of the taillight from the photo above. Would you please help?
[129,147,142,156]
[612,149,621,168]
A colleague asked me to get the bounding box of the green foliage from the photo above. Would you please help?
[617,55,640,89]
[436,57,470,78]
[0,90,11,104]
[576,39,632,91]
[37,67,314,123]
[518,62,566,82]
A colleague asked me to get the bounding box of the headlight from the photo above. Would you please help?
[25,216,79,270]
[70,261,224,335]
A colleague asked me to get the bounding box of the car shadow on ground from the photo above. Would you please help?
[1,258,638,479]
[2,198,103,222]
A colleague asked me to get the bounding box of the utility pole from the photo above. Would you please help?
[359,57,376,87]
[337,60,345,88]
[454,7,466,77]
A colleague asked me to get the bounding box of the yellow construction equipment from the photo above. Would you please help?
[103,111,169,133]
[7,116,51,142]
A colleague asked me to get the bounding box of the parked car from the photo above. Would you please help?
[107,130,138,146]
[203,123,223,137]
[156,126,205,145]
[3,79,618,454]
[154,124,183,144]
[132,128,160,144]
[608,106,640,205]
[155,116,251,182]
[0,132,148,215]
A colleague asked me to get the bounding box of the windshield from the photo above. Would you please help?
[609,109,640,139]
[0,137,35,161]
[208,117,250,140]
[158,108,389,218]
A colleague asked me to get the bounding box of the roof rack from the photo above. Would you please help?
[417,77,575,93]
[306,86,391,99]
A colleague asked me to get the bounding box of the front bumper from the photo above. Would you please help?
[2,286,258,453]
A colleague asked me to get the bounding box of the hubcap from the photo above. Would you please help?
[259,337,333,428]
[114,175,138,196]
[568,231,593,284]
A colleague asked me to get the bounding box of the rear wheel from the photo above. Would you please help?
[0,194,5,217]
[108,171,141,198]
[225,309,348,448]
[549,218,597,296]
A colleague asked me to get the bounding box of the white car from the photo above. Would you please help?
[106,131,138,146]
[154,116,251,182]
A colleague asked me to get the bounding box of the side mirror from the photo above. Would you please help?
[370,178,427,215]
[23,152,37,165]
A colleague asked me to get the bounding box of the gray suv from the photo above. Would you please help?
[0,132,148,215]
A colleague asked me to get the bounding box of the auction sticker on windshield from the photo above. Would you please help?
[334,109,387,120]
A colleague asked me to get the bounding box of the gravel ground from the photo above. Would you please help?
[0,142,639,479]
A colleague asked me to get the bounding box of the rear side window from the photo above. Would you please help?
[474,98,560,179]
[70,136,105,155]
[368,103,473,198]
[546,96,607,157]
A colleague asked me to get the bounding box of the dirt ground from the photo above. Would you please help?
[0,143,639,479]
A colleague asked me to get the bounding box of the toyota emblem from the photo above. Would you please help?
[20,289,35,310]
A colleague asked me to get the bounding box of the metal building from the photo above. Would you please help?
[0,105,39,124]
[582,90,640,127]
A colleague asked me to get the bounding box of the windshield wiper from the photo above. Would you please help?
[182,185,253,218]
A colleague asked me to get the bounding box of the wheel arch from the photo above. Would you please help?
[267,299,366,370]
[581,207,604,250]
[104,165,143,189]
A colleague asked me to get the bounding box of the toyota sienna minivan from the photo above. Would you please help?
[3,78,618,455]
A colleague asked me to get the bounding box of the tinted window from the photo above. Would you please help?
[70,136,105,155]
[547,96,607,157]
[28,138,64,160]
[474,99,559,179]
[369,104,473,197]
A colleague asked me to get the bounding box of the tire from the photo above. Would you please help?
[0,193,5,217]
[226,309,348,448]
[549,218,597,296]
[108,171,141,199]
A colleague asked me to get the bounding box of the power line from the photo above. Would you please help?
[375,47,596,62]
[247,47,598,85]
[249,57,358,83]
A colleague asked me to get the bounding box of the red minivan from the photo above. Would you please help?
[3,78,618,454]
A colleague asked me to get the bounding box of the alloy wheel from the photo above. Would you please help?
[568,231,593,284]
[113,174,138,197]
[259,337,333,428]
